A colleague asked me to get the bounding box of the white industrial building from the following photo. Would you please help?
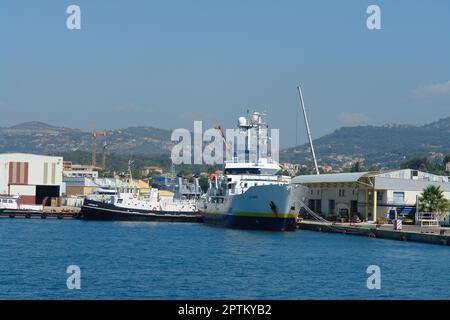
[0,153,64,205]
[63,162,99,178]
[291,169,450,223]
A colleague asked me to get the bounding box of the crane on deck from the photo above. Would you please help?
[214,125,232,161]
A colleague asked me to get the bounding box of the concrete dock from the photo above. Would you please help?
[0,206,80,220]
[298,220,450,246]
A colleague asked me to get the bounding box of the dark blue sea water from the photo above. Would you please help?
[0,219,449,299]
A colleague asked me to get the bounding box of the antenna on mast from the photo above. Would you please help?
[297,85,320,175]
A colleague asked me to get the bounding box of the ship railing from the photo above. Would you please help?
[225,158,276,164]
[237,175,290,183]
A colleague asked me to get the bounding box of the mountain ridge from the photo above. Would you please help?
[281,116,450,169]
[1,116,449,169]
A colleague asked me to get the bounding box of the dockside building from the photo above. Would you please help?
[291,169,450,223]
[0,153,64,205]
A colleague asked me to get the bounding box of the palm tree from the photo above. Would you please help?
[419,185,450,214]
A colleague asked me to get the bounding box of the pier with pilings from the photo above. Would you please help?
[0,207,80,220]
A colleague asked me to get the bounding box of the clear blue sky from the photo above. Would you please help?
[1,0,449,147]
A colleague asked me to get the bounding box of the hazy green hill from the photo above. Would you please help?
[0,121,173,156]
[1,117,449,171]
[280,116,450,169]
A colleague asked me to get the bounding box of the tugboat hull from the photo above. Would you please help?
[79,199,203,223]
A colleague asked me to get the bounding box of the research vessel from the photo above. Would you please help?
[200,111,307,231]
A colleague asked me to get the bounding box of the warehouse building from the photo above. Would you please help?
[63,176,151,197]
[291,169,450,223]
[63,161,99,179]
[0,153,63,205]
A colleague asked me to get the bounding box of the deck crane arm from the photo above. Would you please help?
[214,125,232,160]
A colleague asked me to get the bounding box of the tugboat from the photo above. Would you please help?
[78,188,202,222]
[200,111,308,231]
[78,166,203,223]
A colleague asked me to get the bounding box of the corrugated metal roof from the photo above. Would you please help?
[375,176,450,191]
[291,172,369,184]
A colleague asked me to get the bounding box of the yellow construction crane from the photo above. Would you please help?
[91,128,106,167]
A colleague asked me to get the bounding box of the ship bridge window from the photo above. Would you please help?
[224,168,261,175]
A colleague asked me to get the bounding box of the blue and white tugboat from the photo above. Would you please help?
[79,171,203,222]
[79,188,202,222]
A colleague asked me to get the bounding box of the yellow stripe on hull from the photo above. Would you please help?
[206,211,297,219]
[232,211,297,219]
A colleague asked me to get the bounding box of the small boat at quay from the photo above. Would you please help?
[0,195,44,214]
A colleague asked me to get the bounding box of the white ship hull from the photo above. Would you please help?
[201,184,307,231]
